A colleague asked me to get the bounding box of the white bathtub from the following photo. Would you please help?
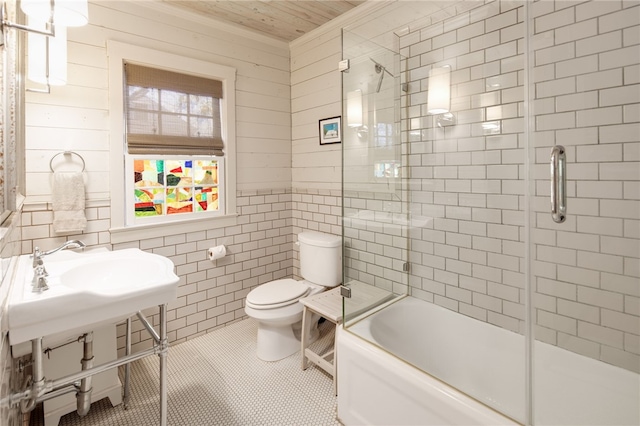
[337,296,640,426]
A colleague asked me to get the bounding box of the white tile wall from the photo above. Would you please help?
[531,0,640,373]
[388,0,640,374]
[19,190,294,355]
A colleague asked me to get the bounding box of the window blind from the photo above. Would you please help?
[125,62,224,156]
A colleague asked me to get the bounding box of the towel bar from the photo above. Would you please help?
[49,151,86,173]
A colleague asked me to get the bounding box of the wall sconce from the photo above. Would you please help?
[28,19,67,86]
[22,0,88,27]
[346,88,368,138]
[427,65,455,128]
[0,0,56,44]
[347,89,363,128]
[1,0,88,91]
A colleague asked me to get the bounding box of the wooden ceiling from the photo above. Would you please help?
[162,0,366,42]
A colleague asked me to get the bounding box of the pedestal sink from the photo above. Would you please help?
[8,247,180,346]
[7,246,179,426]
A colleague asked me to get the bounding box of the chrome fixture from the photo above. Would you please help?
[31,240,86,292]
[31,257,48,293]
[10,306,170,425]
[550,145,567,223]
[36,239,86,258]
[370,58,394,93]
[0,0,56,46]
[1,0,89,91]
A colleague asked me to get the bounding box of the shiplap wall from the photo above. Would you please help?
[25,1,292,201]
[21,1,295,353]
[291,30,343,192]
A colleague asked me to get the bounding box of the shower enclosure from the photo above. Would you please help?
[340,0,639,424]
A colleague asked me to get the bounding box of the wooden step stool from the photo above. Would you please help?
[300,286,343,395]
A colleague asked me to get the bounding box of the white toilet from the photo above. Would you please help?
[244,231,342,361]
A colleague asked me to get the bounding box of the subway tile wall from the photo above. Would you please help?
[20,189,295,355]
[530,0,639,373]
[18,188,342,356]
[400,0,527,335]
[395,0,639,373]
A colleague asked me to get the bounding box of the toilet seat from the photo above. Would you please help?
[246,279,311,310]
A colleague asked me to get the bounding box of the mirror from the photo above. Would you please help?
[0,0,26,226]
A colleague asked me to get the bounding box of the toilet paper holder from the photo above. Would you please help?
[208,245,227,261]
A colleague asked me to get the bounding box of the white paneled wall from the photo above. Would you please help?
[21,1,294,351]
[25,1,291,202]
[291,29,343,192]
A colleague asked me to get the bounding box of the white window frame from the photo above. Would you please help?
[108,41,238,244]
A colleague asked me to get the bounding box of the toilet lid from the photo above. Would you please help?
[246,279,310,306]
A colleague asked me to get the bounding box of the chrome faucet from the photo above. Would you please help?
[31,240,86,292]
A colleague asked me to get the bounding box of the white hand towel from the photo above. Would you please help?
[52,172,87,233]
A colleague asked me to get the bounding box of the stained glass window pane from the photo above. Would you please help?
[195,187,218,212]
[194,160,218,185]
[165,160,193,186]
[166,187,193,214]
[134,159,164,187]
[132,157,221,220]
[134,188,164,217]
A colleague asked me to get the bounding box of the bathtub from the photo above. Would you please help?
[337,296,640,426]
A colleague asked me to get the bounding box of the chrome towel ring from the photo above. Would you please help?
[49,151,86,173]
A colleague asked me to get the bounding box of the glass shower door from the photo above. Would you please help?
[342,2,529,422]
[528,1,640,424]
[341,30,409,326]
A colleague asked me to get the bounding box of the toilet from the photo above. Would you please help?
[244,231,342,361]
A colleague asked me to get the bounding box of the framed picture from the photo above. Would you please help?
[319,116,341,145]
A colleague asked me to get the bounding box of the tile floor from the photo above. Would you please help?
[30,318,340,426]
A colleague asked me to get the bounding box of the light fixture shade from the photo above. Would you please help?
[21,0,88,27]
[28,21,67,86]
[347,89,363,128]
[427,65,451,115]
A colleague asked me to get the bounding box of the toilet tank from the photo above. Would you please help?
[298,232,342,287]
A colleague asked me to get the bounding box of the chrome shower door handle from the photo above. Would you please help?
[550,145,567,223]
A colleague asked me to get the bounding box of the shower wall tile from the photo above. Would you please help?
[397,0,639,373]
[531,0,640,373]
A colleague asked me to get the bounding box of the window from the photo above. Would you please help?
[124,63,226,225]
[129,157,223,219]
[108,42,237,242]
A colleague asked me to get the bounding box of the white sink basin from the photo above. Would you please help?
[8,248,180,346]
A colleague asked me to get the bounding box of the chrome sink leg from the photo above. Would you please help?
[159,304,168,426]
[123,317,132,409]
[77,332,94,416]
